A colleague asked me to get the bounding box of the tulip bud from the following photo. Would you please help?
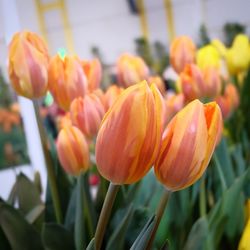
[116,53,149,87]
[82,58,102,91]
[164,93,184,125]
[202,66,222,98]
[180,64,204,101]
[70,93,105,138]
[197,45,221,70]
[104,85,124,110]
[48,55,88,111]
[170,36,196,73]
[96,81,163,184]
[154,99,222,191]
[226,34,250,75]
[57,125,89,175]
[147,76,166,95]
[8,31,49,99]
[215,83,239,119]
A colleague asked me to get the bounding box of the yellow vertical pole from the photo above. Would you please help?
[163,0,176,43]
[34,0,49,43]
[58,0,75,54]
[34,0,75,53]
[137,0,149,40]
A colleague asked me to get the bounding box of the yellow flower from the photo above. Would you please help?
[197,45,221,70]
[226,34,250,75]
[211,39,227,57]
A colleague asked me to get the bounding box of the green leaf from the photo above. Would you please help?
[14,173,43,215]
[215,138,235,186]
[184,217,210,250]
[0,202,43,250]
[86,238,95,250]
[130,215,156,250]
[25,204,45,224]
[106,204,134,250]
[42,223,75,250]
[64,185,77,230]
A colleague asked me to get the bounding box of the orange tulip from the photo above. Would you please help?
[215,83,239,119]
[104,85,124,110]
[154,99,222,191]
[170,36,196,73]
[48,55,88,111]
[57,125,89,175]
[202,66,222,98]
[82,58,102,92]
[116,53,149,87]
[164,93,185,125]
[96,81,163,184]
[70,93,105,138]
[8,31,49,99]
[147,76,166,95]
[180,64,204,101]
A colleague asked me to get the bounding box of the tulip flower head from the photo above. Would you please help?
[226,34,250,75]
[48,55,88,110]
[57,125,89,176]
[197,45,221,70]
[180,64,205,101]
[147,75,166,95]
[96,81,163,184]
[154,99,222,191]
[8,31,49,99]
[70,93,105,138]
[116,53,150,87]
[170,36,196,73]
[104,84,124,110]
[82,58,102,91]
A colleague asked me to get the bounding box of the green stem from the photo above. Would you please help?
[94,183,120,250]
[146,188,172,250]
[33,100,62,223]
[75,173,86,250]
[199,175,206,217]
[213,153,227,191]
[82,173,95,238]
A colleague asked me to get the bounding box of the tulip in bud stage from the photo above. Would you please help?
[57,125,89,176]
[82,58,102,91]
[116,53,149,87]
[96,81,163,184]
[48,55,88,110]
[8,31,49,99]
[170,36,196,73]
[70,93,105,138]
[104,85,124,110]
[154,99,222,191]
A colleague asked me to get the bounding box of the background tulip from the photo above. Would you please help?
[48,55,88,111]
[104,84,124,110]
[170,36,196,73]
[197,45,221,70]
[202,66,222,98]
[96,81,163,184]
[70,94,105,138]
[82,58,102,92]
[147,75,166,95]
[180,64,204,101]
[116,53,150,87]
[8,31,49,99]
[226,34,250,75]
[57,125,89,175]
[164,93,184,125]
[155,99,222,191]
